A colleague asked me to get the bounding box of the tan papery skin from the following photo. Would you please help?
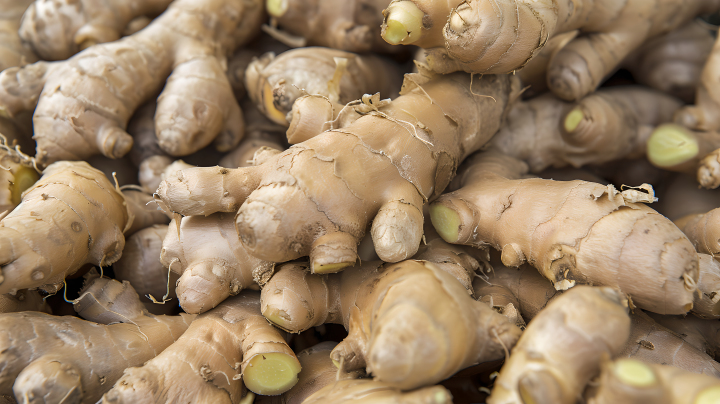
[648,312,720,360]
[589,359,720,404]
[0,0,37,72]
[302,378,452,404]
[619,310,720,377]
[261,259,521,390]
[675,33,720,132]
[245,47,403,126]
[488,286,631,404]
[430,152,699,315]
[0,277,193,404]
[388,0,720,101]
[0,161,128,295]
[121,189,170,236]
[19,0,174,61]
[679,208,720,257]
[489,86,682,172]
[161,213,274,314]
[0,289,49,314]
[267,0,396,53]
[102,291,300,404]
[157,72,519,270]
[0,0,264,165]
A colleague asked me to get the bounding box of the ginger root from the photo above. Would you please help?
[0,161,129,295]
[18,0,174,60]
[381,0,720,100]
[156,72,518,271]
[0,0,265,165]
[102,291,301,402]
[0,276,193,403]
[0,135,39,215]
[261,259,521,390]
[430,152,698,315]
[0,0,37,72]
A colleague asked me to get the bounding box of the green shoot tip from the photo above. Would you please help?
[429,203,460,243]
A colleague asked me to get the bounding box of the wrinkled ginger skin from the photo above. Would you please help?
[590,359,720,404]
[121,189,170,236]
[0,0,37,72]
[430,153,698,315]
[0,289,49,314]
[675,34,720,132]
[0,0,264,165]
[261,260,522,390]
[692,254,720,319]
[386,0,720,100]
[245,47,403,126]
[0,278,193,404]
[266,0,396,53]
[157,72,518,269]
[19,0,174,61]
[0,161,128,295]
[488,86,682,172]
[488,286,631,404]
[161,213,274,314]
[677,208,720,257]
[102,292,301,403]
[302,379,453,404]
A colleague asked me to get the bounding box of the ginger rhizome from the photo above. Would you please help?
[488,286,630,404]
[0,276,193,404]
[381,0,720,101]
[157,72,519,272]
[0,0,265,165]
[589,358,720,404]
[102,291,301,403]
[245,47,403,126]
[18,0,174,61]
[429,152,698,315]
[264,0,396,53]
[619,310,720,377]
[0,161,129,295]
[121,188,170,236]
[0,0,37,72]
[488,86,682,172]
[0,289,49,314]
[161,213,275,314]
[261,259,521,390]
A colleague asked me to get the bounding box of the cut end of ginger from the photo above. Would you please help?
[563,107,584,133]
[263,82,289,125]
[382,1,424,45]
[647,124,699,168]
[266,0,288,17]
[312,261,354,274]
[429,204,460,243]
[243,352,301,395]
[10,165,39,206]
[612,359,657,387]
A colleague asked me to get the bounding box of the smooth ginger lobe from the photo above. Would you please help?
[0,0,264,166]
[156,72,519,271]
[430,152,699,315]
[382,0,720,100]
[0,161,128,295]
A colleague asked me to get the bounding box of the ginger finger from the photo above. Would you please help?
[121,189,169,236]
[0,0,37,72]
[0,289,49,314]
[102,291,301,403]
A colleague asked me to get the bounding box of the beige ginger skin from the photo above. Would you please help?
[0,276,193,404]
[0,161,129,295]
[380,0,720,101]
[0,0,264,166]
[430,152,699,315]
[261,259,521,390]
[156,71,519,272]
[488,286,630,404]
[0,0,37,72]
[19,0,174,61]
[102,291,301,403]
[161,213,275,314]
[245,47,403,126]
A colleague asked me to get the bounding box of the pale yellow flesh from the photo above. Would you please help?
[11,165,40,206]
[382,1,424,45]
[263,82,289,125]
[429,204,460,243]
[612,359,657,387]
[696,386,720,404]
[243,352,302,395]
[313,262,354,274]
[563,107,584,133]
[647,124,699,167]
[266,0,287,17]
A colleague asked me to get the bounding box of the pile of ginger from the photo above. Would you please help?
[2,0,720,402]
